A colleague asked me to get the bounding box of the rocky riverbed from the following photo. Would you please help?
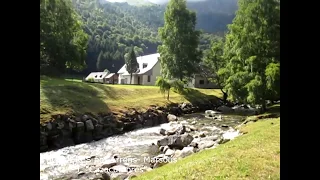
[40,112,246,180]
[40,101,222,152]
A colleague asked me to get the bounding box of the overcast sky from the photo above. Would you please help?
[105,0,207,4]
[149,0,207,4]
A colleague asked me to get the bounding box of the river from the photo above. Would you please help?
[40,113,245,180]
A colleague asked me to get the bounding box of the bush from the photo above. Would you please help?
[87,77,94,82]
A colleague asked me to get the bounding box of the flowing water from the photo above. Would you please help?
[40,113,245,180]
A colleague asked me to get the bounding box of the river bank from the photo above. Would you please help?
[133,117,280,180]
[40,76,222,124]
[40,103,279,180]
[40,112,246,180]
[40,100,224,152]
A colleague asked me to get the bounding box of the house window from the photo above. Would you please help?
[95,75,97,78]
[143,63,148,69]
[100,75,102,78]
[148,75,151,82]
[199,80,204,84]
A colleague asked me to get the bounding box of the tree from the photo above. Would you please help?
[155,76,185,100]
[202,38,228,104]
[155,76,171,100]
[40,0,88,75]
[103,69,110,74]
[124,47,139,84]
[158,0,202,81]
[223,0,280,112]
[265,62,280,102]
[96,51,104,71]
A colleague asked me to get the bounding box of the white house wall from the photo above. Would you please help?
[132,75,138,84]
[118,74,130,84]
[118,74,141,84]
[193,75,218,89]
[141,61,161,85]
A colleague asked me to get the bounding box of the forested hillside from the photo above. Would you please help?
[72,0,237,74]
[40,0,238,75]
[73,0,162,74]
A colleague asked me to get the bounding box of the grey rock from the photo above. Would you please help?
[189,142,198,148]
[165,149,175,156]
[180,147,195,157]
[85,120,94,131]
[111,173,128,180]
[159,128,166,136]
[157,137,169,146]
[77,122,84,128]
[101,172,111,180]
[167,114,177,122]
[199,132,206,138]
[77,171,85,176]
[217,105,233,113]
[163,146,169,153]
[109,165,128,173]
[159,146,165,152]
[157,134,193,149]
[205,110,221,117]
[46,123,52,130]
[101,159,117,169]
[198,141,215,150]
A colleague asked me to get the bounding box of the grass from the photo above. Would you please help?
[40,76,222,124]
[132,117,280,180]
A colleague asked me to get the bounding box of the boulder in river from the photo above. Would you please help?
[157,134,194,149]
[181,146,196,155]
[173,146,195,159]
[163,146,169,153]
[187,125,197,131]
[101,172,111,180]
[149,144,160,155]
[159,128,166,135]
[217,105,234,113]
[232,105,258,115]
[199,132,206,138]
[111,172,128,180]
[165,149,175,156]
[160,123,186,135]
[101,159,117,169]
[189,142,198,148]
[167,114,177,121]
[150,154,172,168]
[205,110,222,117]
[197,141,216,150]
[109,165,129,173]
[159,146,165,152]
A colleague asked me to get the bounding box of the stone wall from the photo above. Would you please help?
[40,99,222,152]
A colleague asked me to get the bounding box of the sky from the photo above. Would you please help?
[149,0,206,4]
[104,0,207,5]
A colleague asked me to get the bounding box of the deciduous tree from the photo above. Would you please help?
[223,0,280,112]
[158,0,202,81]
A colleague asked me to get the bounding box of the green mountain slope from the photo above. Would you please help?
[72,0,238,74]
